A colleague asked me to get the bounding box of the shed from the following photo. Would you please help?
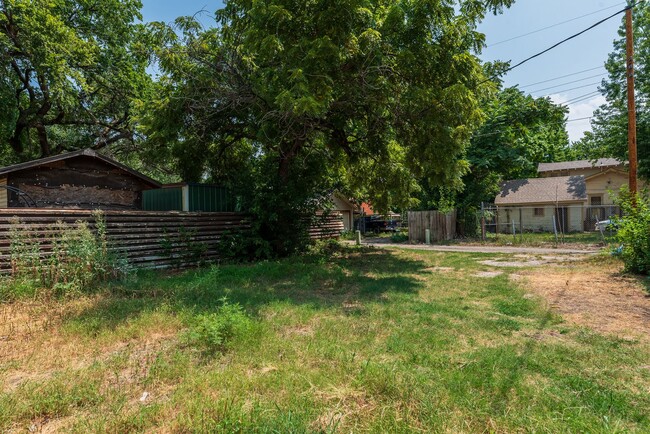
[143,183,239,212]
[332,194,355,231]
[0,149,161,210]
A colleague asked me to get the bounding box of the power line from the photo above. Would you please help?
[481,3,638,86]
[563,92,604,106]
[519,66,605,88]
[566,116,593,123]
[472,117,593,139]
[556,90,602,105]
[526,73,606,93]
[487,2,627,47]
[537,81,604,97]
[506,5,633,75]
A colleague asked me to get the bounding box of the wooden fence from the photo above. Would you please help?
[0,209,344,272]
[407,210,457,244]
[309,212,345,240]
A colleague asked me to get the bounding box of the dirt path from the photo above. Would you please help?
[361,239,600,255]
[520,262,650,341]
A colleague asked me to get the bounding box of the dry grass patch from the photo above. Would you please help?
[522,259,650,340]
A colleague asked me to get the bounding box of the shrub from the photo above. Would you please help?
[614,189,650,274]
[216,229,273,263]
[3,211,128,299]
[390,231,409,243]
[182,300,253,355]
[161,227,209,268]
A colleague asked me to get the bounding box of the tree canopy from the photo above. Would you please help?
[0,0,152,161]
[139,0,522,254]
[415,86,572,214]
[575,3,650,177]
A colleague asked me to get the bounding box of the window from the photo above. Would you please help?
[590,196,603,206]
[534,208,544,217]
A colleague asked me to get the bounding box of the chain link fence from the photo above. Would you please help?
[478,203,622,238]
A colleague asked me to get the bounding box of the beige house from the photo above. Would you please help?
[332,194,356,231]
[494,159,629,232]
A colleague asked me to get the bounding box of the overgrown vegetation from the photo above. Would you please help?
[1,247,649,432]
[182,299,254,355]
[615,189,650,274]
[1,212,127,300]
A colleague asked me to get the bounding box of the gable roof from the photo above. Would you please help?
[584,168,629,182]
[495,176,587,205]
[537,158,625,174]
[0,149,162,188]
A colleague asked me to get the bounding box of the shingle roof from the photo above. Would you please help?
[537,158,624,173]
[495,176,587,205]
[0,149,162,188]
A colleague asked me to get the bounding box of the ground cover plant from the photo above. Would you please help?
[1,245,649,432]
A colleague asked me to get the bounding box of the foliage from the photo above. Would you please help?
[575,3,650,176]
[0,0,153,160]
[2,212,128,299]
[416,87,572,211]
[216,229,273,263]
[390,231,409,243]
[161,227,209,268]
[141,0,515,256]
[614,188,650,274]
[182,299,253,355]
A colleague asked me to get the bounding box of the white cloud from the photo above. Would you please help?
[549,93,606,143]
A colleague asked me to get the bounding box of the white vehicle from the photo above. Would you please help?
[595,219,615,232]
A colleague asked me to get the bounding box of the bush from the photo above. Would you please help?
[216,229,273,263]
[2,211,129,300]
[390,232,409,243]
[614,189,650,274]
[182,300,253,355]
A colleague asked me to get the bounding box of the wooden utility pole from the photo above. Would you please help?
[626,7,638,198]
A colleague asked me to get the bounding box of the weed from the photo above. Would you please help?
[182,299,253,355]
[1,212,127,300]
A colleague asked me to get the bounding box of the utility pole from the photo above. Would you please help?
[626,6,638,199]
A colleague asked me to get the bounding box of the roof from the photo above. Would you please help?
[359,202,374,215]
[495,176,587,205]
[0,149,162,188]
[537,158,625,173]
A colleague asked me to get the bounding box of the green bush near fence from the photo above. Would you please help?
[1,211,129,300]
[614,189,650,274]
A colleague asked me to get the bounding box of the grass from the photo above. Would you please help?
[1,245,649,432]
[459,231,617,247]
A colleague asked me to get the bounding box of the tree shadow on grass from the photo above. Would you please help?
[64,247,429,335]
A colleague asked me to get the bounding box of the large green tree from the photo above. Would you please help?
[143,0,514,255]
[0,0,152,160]
[575,3,650,177]
[415,87,572,221]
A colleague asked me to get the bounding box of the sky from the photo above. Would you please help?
[140,0,627,143]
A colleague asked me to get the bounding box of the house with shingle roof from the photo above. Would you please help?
[494,159,628,232]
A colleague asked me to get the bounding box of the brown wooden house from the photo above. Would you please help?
[0,149,161,210]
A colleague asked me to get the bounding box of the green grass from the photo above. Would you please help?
[1,245,648,432]
[463,231,617,247]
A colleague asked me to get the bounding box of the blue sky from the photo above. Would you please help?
[141,0,628,142]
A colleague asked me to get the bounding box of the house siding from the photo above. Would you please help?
[585,171,628,205]
[495,203,585,233]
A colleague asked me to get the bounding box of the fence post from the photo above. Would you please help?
[519,208,523,242]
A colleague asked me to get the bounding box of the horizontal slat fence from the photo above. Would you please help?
[408,210,457,244]
[309,212,345,240]
[0,209,344,272]
[0,209,249,271]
